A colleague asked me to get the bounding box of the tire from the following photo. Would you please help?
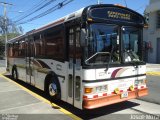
[46,76,61,101]
[12,67,18,80]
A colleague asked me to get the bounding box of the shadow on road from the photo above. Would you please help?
[5,75,140,119]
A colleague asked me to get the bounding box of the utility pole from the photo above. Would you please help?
[97,0,102,4]
[0,1,13,69]
[123,0,127,7]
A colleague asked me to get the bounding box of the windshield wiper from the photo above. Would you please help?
[85,52,109,65]
[105,46,114,72]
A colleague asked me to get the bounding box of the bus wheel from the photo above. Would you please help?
[12,68,18,80]
[47,77,61,101]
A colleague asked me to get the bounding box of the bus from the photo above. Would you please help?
[7,4,148,109]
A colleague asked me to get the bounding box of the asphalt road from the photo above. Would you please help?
[138,75,160,105]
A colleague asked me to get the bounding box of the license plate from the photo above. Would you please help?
[121,91,128,98]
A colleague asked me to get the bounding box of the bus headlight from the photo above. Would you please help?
[96,86,102,92]
[101,85,108,91]
[96,85,108,92]
[135,79,146,86]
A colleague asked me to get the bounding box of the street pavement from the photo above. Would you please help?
[139,75,160,105]
[0,75,74,120]
[76,100,160,120]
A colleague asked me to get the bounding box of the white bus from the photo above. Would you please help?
[7,4,148,109]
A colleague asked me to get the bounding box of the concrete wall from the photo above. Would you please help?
[144,10,160,63]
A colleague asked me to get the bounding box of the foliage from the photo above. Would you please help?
[0,15,23,57]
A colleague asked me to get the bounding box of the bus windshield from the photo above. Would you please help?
[85,23,120,65]
[122,26,141,62]
[84,24,142,65]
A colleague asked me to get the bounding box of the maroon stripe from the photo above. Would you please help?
[111,68,122,78]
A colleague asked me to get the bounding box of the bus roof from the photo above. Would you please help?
[8,7,84,43]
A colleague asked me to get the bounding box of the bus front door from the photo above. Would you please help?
[67,26,82,109]
[25,37,35,86]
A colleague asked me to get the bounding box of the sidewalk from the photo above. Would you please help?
[146,63,160,72]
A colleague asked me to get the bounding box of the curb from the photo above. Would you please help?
[146,72,160,76]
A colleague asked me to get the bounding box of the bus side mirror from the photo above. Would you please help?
[80,28,87,47]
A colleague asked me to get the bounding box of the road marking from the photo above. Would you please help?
[0,74,82,120]
[146,72,160,76]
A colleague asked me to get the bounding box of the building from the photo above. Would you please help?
[144,0,160,63]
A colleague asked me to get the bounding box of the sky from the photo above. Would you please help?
[0,0,149,33]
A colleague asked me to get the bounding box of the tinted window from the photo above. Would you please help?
[122,26,141,62]
[44,27,64,60]
[85,23,120,65]
[34,34,45,57]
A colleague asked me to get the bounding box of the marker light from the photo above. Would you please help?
[135,79,146,86]
[114,88,120,94]
[129,85,134,91]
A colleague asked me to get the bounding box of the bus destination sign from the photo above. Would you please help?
[107,11,131,20]
[89,7,144,24]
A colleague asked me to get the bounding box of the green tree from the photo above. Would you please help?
[0,15,23,58]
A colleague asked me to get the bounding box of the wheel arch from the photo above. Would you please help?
[44,71,61,98]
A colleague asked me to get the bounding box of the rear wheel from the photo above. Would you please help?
[12,67,18,80]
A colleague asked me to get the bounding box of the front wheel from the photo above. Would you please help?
[46,77,61,101]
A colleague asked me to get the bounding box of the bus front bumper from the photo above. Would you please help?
[83,88,148,109]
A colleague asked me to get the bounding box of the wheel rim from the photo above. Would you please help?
[49,82,57,97]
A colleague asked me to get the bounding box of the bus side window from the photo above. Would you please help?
[45,26,64,60]
[34,34,46,57]
[76,27,82,70]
